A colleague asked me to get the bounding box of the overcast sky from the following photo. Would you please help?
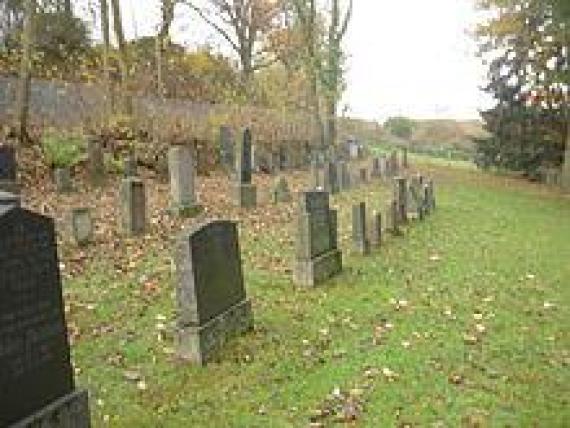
[77,0,491,122]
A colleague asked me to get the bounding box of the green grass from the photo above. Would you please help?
[67,164,570,427]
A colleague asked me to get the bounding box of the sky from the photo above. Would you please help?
[77,0,492,122]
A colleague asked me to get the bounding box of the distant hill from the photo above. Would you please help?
[409,119,487,153]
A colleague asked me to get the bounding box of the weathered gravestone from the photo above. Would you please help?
[294,191,342,287]
[86,136,104,186]
[234,128,257,208]
[0,201,90,427]
[424,179,436,213]
[120,177,146,236]
[359,168,368,185]
[370,157,381,179]
[337,161,351,191]
[175,220,254,365]
[320,161,339,194]
[0,144,18,193]
[219,125,234,173]
[370,211,382,248]
[168,145,200,216]
[271,176,292,204]
[352,202,370,255]
[379,155,388,180]
[309,158,320,189]
[123,152,138,178]
[407,174,424,220]
[69,207,93,247]
[402,148,409,168]
[393,177,408,224]
[54,168,72,194]
[385,199,400,235]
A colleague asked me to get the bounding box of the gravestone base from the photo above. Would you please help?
[12,389,90,428]
[234,184,257,208]
[294,249,342,288]
[177,299,254,366]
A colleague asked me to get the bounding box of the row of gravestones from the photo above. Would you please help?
[0,139,417,427]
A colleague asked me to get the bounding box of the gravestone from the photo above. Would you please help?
[402,148,409,168]
[168,145,200,216]
[294,191,342,287]
[54,168,72,194]
[393,177,408,224]
[337,161,351,191]
[359,168,368,184]
[120,177,146,236]
[175,220,253,365]
[69,208,93,246]
[371,157,381,178]
[234,128,257,208]
[407,174,424,220]
[390,151,399,177]
[0,203,90,427]
[379,155,388,180]
[321,161,339,194]
[86,136,104,186]
[426,179,436,212]
[0,144,18,193]
[310,159,320,189]
[271,176,292,204]
[370,211,382,248]
[352,202,370,255]
[219,125,234,173]
[386,199,400,235]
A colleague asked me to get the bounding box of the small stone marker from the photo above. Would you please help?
[168,145,199,216]
[379,155,388,180]
[402,148,409,168]
[175,220,254,365]
[86,135,105,186]
[386,199,401,235]
[69,207,93,246]
[337,160,351,191]
[234,128,257,208]
[370,211,382,248]
[371,157,381,178]
[393,176,408,224]
[407,174,424,220]
[0,204,90,427]
[359,167,368,184]
[120,177,146,236]
[390,151,399,177]
[219,125,234,173]
[271,176,292,203]
[352,202,370,255]
[54,167,73,193]
[0,144,18,193]
[294,191,342,287]
[310,158,320,189]
[428,179,436,211]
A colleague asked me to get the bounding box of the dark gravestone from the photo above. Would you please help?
[234,128,257,208]
[176,220,253,365]
[294,191,342,287]
[352,202,370,255]
[0,144,18,193]
[0,205,90,427]
[320,161,339,194]
[219,126,234,173]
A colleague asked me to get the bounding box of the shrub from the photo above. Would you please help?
[41,130,85,168]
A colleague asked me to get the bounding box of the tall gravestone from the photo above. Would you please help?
[0,201,90,427]
[86,136,104,186]
[120,177,146,236]
[321,161,339,194]
[379,155,388,180]
[234,128,257,208]
[123,152,138,178]
[309,158,320,189]
[219,125,234,173]
[408,174,424,220]
[168,145,199,216]
[271,176,292,204]
[352,202,370,255]
[370,211,382,248]
[402,148,409,168]
[337,161,350,191]
[175,220,254,365]
[393,177,408,224]
[0,144,18,193]
[386,199,400,235]
[294,191,342,287]
[371,157,381,179]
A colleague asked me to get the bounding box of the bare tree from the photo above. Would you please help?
[16,0,35,146]
[156,0,176,98]
[182,0,283,89]
[110,0,131,113]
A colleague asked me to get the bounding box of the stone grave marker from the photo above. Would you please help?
[393,176,408,224]
[271,176,292,204]
[234,128,257,208]
[0,202,90,427]
[321,161,339,194]
[407,174,424,220]
[123,152,138,178]
[0,144,18,193]
[168,145,200,216]
[359,168,368,184]
[175,220,254,365]
[352,202,370,255]
[294,191,342,287]
[337,160,351,191]
[54,168,72,193]
[386,199,400,235]
[310,158,320,189]
[69,207,93,246]
[86,135,104,186]
[402,148,409,168]
[120,177,146,236]
[370,211,382,248]
[219,125,234,173]
[371,157,381,178]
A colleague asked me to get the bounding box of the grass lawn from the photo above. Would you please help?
[67,163,570,427]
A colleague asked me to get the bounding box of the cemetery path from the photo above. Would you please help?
[48,159,570,426]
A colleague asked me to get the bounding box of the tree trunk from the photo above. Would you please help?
[110,0,131,114]
[156,0,174,99]
[16,0,34,146]
[100,0,111,120]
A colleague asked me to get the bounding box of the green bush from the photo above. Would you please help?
[42,131,85,168]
